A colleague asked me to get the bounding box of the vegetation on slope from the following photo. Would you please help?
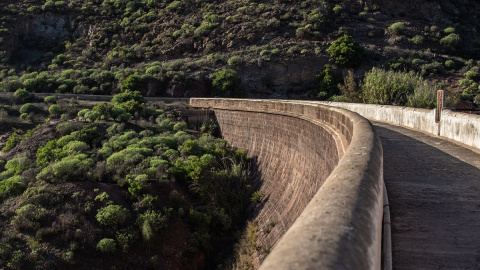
[0,92,256,269]
[0,0,478,107]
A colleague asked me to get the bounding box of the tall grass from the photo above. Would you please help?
[361,67,436,109]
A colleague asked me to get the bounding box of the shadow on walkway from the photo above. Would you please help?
[374,122,480,270]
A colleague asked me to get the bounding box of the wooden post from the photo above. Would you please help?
[436,90,445,123]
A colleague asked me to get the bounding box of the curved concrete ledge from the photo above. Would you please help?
[190,98,383,269]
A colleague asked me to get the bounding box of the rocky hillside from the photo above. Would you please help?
[0,0,479,103]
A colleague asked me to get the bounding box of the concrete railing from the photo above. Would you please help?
[318,102,480,151]
[190,98,383,269]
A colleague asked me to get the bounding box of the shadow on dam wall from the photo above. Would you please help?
[212,109,341,265]
[189,98,384,270]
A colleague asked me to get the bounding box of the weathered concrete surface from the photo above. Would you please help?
[317,101,439,136]
[375,122,480,270]
[440,109,480,150]
[318,101,480,151]
[190,99,383,270]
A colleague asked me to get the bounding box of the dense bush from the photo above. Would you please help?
[0,175,24,200]
[48,104,61,115]
[211,69,244,98]
[440,33,461,50]
[96,205,129,227]
[97,238,117,253]
[44,96,56,104]
[326,35,363,67]
[316,64,340,100]
[19,103,35,114]
[362,67,436,108]
[388,22,405,35]
[14,89,29,99]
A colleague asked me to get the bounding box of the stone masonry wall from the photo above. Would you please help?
[213,109,340,264]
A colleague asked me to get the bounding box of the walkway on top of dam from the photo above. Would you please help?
[373,122,480,270]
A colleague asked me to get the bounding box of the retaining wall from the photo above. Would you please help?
[190,98,384,269]
[440,110,480,150]
[319,101,480,151]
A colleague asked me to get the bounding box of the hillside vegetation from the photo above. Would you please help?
[0,0,478,106]
[0,92,261,269]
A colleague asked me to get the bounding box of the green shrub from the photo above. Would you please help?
[465,70,480,82]
[84,111,101,122]
[111,90,144,114]
[96,238,116,253]
[96,205,129,227]
[227,56,242,66]
[421,62,443,75]
[0,175,24,199]
[194,21,215,36]
[326,34,363,67]
[56,122,73,136]
[440,33,461,50]
[44,96,56,104]
[362,67,436,108]
[19,103,35,114]
[5,157,29,174]
[173,122,187,132]
[211,69,244,98]
[2,129,22,152]
[444,27,455,34]
[77,109,90,118]
[250,190,264,203]
[316,65,339,100]
[157,118,175,132]
[388,22,405,35]
[332,5,342,13]
[271,48,281,55]
[137,210,166,241]
[166,0,181,11]
[36,140,57,167]
[14,89,30,99]
[48,104,61,115]
[445,60,455,68]
[11,204,46,231]
[410,35,425,45]
[406,81,437,109]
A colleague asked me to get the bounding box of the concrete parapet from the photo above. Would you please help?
[317,102,438,135]
[440,109,480,149]
[190,98,384,269]
[319,101,480,151]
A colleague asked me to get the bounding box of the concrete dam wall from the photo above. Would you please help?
[190,99,384,269]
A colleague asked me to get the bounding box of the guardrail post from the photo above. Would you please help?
[436,90,445,123]
[436,90,445,135]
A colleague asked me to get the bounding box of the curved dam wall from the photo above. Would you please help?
[190,98,384,269]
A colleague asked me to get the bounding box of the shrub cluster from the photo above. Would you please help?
[326,35,363,67]
[361,67,437,109]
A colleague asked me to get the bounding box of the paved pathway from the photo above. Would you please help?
[373,122,480,270]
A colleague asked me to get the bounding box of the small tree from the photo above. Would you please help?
[326,34,363,67]
[48,104,61,116]
[316,65,340,100]
[111,90,144,114]
[97,238,116,253]
[440,33,461,51]
[14,89,30,100]
[19,103,35,114]
[211,69,244,98]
